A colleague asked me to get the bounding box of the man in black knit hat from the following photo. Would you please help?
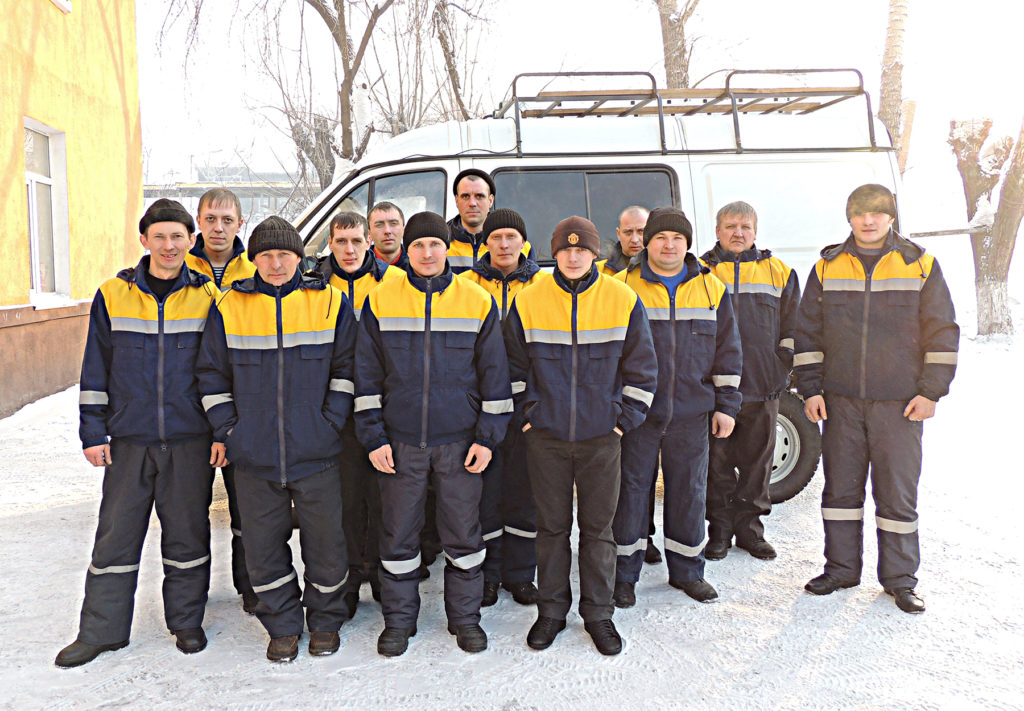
[198,216,357,662]
[356,211,512,657]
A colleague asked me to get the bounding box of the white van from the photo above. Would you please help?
[296,69,903,503]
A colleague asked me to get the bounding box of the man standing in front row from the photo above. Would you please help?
[701,201,800,562]
[610,207,741,609]
[795,184,958,614]
[57,199,218,668]
[504,216,657,656]
[355,212,512,657]
[198,217,356,661]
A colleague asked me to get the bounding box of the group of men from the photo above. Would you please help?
[56,173,958,668]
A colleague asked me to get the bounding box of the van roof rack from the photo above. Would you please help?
[493,69,879,156]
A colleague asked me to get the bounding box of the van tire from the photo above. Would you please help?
[769,392,822,504]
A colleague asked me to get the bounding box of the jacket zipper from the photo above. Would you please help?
[859,257,874,399]
[569,290,578,442]
[420,278,433,448]
[276,287,287,486]
[664,279,677,433]
[157,297,167,450]
[501,281,509,320]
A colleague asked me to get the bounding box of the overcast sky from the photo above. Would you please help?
[135,0,1023,234]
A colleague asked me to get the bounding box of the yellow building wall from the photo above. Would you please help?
[0,0,143,306]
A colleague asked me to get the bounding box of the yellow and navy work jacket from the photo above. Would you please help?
[310,251,404,321]
[794,233,959,402]
[447,215,532,274]
[185,235,256,289]
[355,264,512,452]
[700,244,800,402]
[79,256,217,448]
[504,266,658,442]
[616,253,742,426]
[458,253,548,320]
[596,243,631,277]
[197,271,355,484]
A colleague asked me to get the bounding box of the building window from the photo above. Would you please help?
[24,120,71,303]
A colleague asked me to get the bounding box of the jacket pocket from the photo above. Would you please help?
[232,348,264,394]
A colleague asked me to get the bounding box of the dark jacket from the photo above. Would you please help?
[700,243,800,401]
[597,243,631,276]
[446,215,533,274]
[310,250,403,320]
[79,256,217,448]
[616,252,742,426]
[794,232,959,402]
[459,253,547,319]
[504,265,658,442]
[185,235,256,289]
[355,264,512,452]
[197,270,356,484]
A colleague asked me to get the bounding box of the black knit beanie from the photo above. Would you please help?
[139,198,194,235]
[551,216,600,256]
[247,216,304,262]
[452,168,496,197]
[846,184,896,221]
[402,211,451,251]
[643,207,693,248]
[481,208,528,243]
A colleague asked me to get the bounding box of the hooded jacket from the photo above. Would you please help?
[700,243,800,401]
[504,265,658,442]
[310,250,403,320]
[355,263,512,452]
[794,232,959,402]
[185,234,256,289]
[79,256,217,448]
[615,252,742,426]
[458,253,548,319]
[197,270,355,484]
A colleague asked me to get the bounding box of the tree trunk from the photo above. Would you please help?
[949,118,1021,336]
[433,1,471,121]
[654,0,699,89]
[880,0,907,173]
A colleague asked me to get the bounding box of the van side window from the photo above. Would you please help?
[494,168,675,262]
[303,170,445,258]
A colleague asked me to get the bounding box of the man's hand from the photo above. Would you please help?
[521,423,532,432]
[710,412,735,439]
[369,444,396,474]
[84,444,111,468]
[464,444,492,474]
[904,395,936,422]
[804,395,827,423]
[210,442,229,468]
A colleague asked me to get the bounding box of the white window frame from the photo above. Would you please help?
[24,118,72,307]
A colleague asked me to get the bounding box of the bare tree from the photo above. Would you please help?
[654,0,700,89]
[948,118,1024,335]
[879,0,914,174]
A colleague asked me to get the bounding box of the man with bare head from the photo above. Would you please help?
[447,169,496,273]
[368,201,408,269]
[599,206,649,276]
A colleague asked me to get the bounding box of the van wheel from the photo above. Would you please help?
[769,392,822,504]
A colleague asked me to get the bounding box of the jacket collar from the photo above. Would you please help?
[189,234,246,263]
[821,230,925,264]
[447,214,480,246]
[233,268,322,297]
[700,243,772,265]
[118,255,210,295]
[553,263,599,294]
[314,250,388,283]
[403,262,455,294]
[605,243,631,272]
[470,253,540,283]
[628,250,705,285]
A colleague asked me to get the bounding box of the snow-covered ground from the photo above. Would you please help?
[3,272,1023,711]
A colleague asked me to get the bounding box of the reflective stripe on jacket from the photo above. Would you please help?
[355,264,512,452]
[197,271,355,484]
[616,252,742,425]
[794,232,959,402]
[700,244,800,401]
[504,265,658,442]
[79,256,217,448]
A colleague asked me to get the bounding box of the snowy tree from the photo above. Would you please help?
[949,118,1024,336]
[653,0,700,89]
[879,0,914,175]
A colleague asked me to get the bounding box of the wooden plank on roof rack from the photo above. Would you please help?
[727,86,861,97]
[520,102,824,118]
[534,89,656,99]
